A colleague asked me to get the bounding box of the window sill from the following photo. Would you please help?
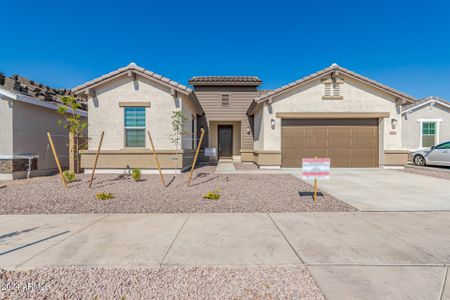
[322,96,343,100]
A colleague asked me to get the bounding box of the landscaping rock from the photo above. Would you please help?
[0,166,356,214]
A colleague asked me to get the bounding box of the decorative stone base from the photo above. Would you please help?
[0,158,38,174]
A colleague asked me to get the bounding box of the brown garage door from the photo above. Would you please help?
[282,119,379,168]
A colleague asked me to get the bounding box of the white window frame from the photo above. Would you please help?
[124,107,146,148]
[418,119,441,149]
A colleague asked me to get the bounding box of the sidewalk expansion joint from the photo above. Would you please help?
[15,214,110,268]
[159,213,191,268]
[440,267,448,300]
[266,213,305,264]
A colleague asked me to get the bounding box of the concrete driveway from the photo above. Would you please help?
[302,168,450,211]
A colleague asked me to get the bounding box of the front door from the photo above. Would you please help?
[218,125,233,158]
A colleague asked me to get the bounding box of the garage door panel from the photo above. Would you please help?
[282,119,379,168]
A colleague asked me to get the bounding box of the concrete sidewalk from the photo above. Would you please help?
[1,212,449,299]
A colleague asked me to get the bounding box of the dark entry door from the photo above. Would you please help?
[218,125,233,158]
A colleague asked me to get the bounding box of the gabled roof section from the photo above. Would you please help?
[72,63,193,95]
[254,64,416,104]
[189,76,262,86]
[402,96,450,114]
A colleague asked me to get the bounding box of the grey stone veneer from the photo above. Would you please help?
[0,158,38,173]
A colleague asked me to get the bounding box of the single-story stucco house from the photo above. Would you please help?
[0,74,87,180]
[72,62,450,172]
[401,96,450,151]
[73,63,203,173]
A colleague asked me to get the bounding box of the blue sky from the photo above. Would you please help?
[1,0,450,99]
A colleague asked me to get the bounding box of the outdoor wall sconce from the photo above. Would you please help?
[271,119,276,129]
[246,126,250,134]
[391,118,398,130]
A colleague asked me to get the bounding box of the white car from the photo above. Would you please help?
[413,141,450,167]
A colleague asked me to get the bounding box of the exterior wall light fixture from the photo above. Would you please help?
[246,126,250,134]
[391,119,398,130]
[271,119,276,129]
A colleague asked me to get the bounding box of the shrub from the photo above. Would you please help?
[63,170,77,183]
[96,192,113,200]
[131,168,142,182]
[203,189,221,200]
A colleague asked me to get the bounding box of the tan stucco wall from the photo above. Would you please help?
[402,103,450,150]
[12,100,75,171]
[0,97,13,155]
[254,75,403,159]
[384,150,409,166]
[181,96,197,150]
[208,121,241,158]
[80,149,195,169]
[253,108,264,151]
[87,74,195,152]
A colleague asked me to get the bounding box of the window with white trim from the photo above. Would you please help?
[124,107,146,147]
[421,121,436,148]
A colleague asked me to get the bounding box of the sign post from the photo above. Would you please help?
[302,157,331,202]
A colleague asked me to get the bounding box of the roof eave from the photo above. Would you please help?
[255,66,416,105]
[72,64,192,96]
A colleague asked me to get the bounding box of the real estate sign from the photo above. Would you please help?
[302,158,331,180]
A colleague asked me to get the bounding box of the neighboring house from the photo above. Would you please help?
[0,74,87,180]
[188,76,261,162]
[247,64,416,168]
[401,96,450,151]
[73,63,203,173]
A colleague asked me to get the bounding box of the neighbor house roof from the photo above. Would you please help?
[189,76,262,86]
[0,73,87,114]
[72,63,193,95]
[248,64,416,114]
[402,96,450,114]
[256,89,273,97]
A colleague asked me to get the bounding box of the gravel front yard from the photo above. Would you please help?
[402,164,450,180]
[0,166,356,214]
[233,162,258,170]
[0,266,324,299]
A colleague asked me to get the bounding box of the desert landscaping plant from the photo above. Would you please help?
[203,188,221,200]
[63,170,77,183]
[170,110,188,170]
[56,96,87,173]
[96,192,113,200]
[131,168,142,182]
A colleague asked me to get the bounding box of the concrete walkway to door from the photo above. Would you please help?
[300,168,450,211]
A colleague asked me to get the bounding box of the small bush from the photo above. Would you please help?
[63,170,76,183]
[131,168,142,182]
[203,189,221,200]
[96,192,113,200]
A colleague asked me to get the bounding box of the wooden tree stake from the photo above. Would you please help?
[89,131,104,188]
[187,128,205,186]
[147,130,166,187]
[47,132,67,189]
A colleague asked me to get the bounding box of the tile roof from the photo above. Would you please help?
[189,76,262,85]
[254,63,416,103]
[72,63,192,94]
[0,73,86,110]
[256,89,274,97]
[402,96,450,112]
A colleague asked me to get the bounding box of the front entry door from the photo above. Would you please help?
[218,125,233,158]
